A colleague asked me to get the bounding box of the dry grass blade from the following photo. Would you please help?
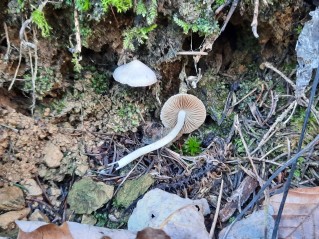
[269,187,319,238]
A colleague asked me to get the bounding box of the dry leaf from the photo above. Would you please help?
[17,222,73,239]
[270,186,319,238]
[16,221,136,239]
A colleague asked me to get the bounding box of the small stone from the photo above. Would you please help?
[81,214,97,225]
[43,108,50,117]
[0,187,25,211]
[21,179,42,196]
[0,208,30,229]
[42,142,63,168]
[115,174,154,208]
[68,178,114,214]
[29,209,50,222]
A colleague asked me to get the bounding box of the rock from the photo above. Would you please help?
[68,178,114,214]
[128,189,210,239]
[0,208,30,229]
[21,179,42,196]
[218,208,275,239]
[29,209,50,222]
[42,142,63,168]
[81,214,97,225]
[115,174,154,208]
[0,187,25,211]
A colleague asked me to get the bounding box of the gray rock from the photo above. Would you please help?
[115,174,154,208]
[218,207,275,239]
[68,177,114,214]
[21,179,42,196]
[128,189,210,239]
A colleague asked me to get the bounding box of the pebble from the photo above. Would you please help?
[0,208,30,229]
[21,179,42,196]
[42,142,63,168]
[0,187,25,211]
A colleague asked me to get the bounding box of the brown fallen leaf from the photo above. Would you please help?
[136,227,171,239]
[270,186,319,239]
[16,220,136,239]
[17,222,73,239]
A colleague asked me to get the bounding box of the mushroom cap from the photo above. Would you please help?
[113,60,157,87]
[160,94,206,134]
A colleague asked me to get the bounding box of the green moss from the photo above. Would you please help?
[114,174,154,208]
[182,136,202,156]
[101,0,132,13]
[23,67,57,100]
[123,24,157,51]
[31,8,52,37]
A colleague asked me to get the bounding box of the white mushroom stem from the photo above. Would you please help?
[114,110,187,170]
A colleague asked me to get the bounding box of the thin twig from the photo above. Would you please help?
[235,115,260,182]
[30,27,38,115]
[209,179,224,238]
[3,23,11,61]
[261,62,296,89]
[251,0,259,38]
[0,124,18,133]
[222,134,319,239]
[73,7,82,54]
[231,88,257,108]
[220,0,239,32]
[177,51,208,56]
[251,101,297,155]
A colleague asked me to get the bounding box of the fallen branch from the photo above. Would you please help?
[251,0,259,38]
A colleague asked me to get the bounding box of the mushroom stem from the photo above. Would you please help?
[114,110,187,170]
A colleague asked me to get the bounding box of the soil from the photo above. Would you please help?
[0,0,319,238]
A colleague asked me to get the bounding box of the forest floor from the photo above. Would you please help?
[0,0,319,238]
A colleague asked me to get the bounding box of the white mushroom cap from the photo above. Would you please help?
[160,94,206,134]
[113,60,157,87]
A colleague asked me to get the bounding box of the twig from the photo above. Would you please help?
[251,101,297,155]
[251,0,259,38]
[73,8,81,54]
[260,62,296,89]
[8,42,22,90]
[230,88,257,108]
[209,179,224,238]
[30,27,38,115]
[220,0,239,32]
[177,51,208,56]
[0,124,18,133]
[235,115,261,183]
[3,23,11,61]
[222,134,319,239]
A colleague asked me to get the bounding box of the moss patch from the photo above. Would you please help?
[115,174,154,208]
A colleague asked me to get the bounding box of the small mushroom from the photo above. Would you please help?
[113,60,157,87]
[113,94,206,170]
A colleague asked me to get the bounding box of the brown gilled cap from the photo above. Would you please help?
[160,94,206,134]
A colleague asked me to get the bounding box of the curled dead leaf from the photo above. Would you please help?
[17,222,73,239]
[270,186,319,239]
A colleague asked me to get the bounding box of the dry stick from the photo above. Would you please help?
[251,101,297,155]
[3,23,11,61]
[220,0,239,32]
[230,88,257,108]
[209,179,224,239]
[221,134,319,239]
[73,8,81,54]
[177,51,208,56]
[235,115,260,182]
[261,62,296,89]
[251,0,259,38]
[30,27,38,115]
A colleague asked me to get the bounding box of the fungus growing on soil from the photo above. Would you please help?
[113,59,157,87]
[112,94,206,170]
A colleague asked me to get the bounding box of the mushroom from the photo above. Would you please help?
[112,94,206,170]
[113,59,157,87]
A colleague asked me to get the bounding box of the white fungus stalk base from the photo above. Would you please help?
[114,110,187,170]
